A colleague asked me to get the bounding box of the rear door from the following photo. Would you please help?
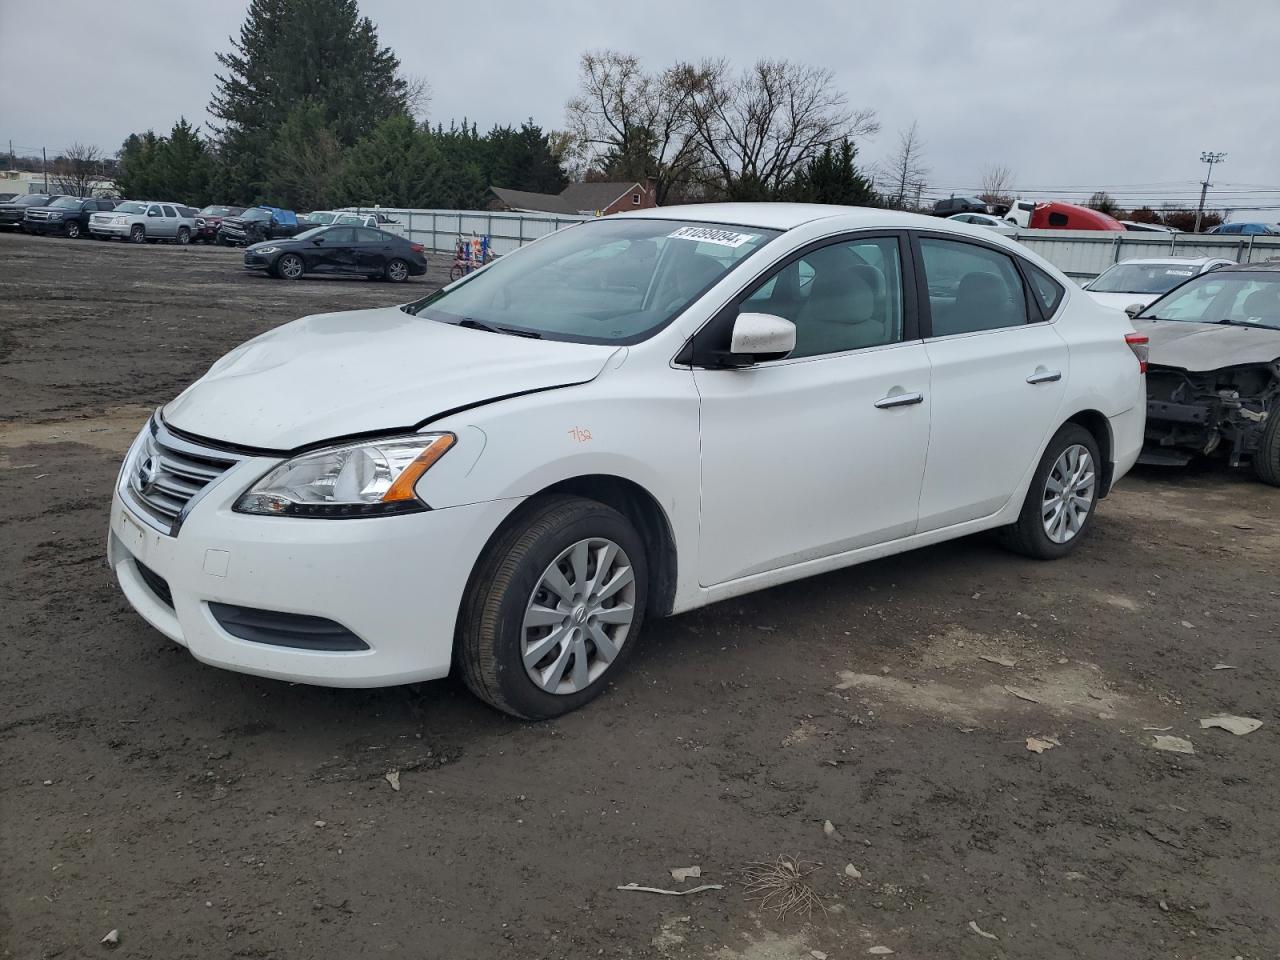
[913,233,1070,531]
[353,227,390,273]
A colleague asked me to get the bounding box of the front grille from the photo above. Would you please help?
[125,419,246,534]
[135,560,174,608]
[26,210,50,221]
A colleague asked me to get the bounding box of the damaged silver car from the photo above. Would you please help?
[1129,262,1280,485]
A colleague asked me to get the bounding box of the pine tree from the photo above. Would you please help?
[331,115,439,207]
[210,0,407,198]
[788,139,876,206]
[262,102,344,210]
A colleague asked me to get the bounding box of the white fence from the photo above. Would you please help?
[344,207,1280,280]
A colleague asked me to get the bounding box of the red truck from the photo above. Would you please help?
[1029,201,1124,231]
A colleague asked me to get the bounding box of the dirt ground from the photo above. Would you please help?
[1,231,1278,960]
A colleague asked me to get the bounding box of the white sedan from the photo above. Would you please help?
[1083,257,1235,312]
[109,204,1147,718]
[947,212,1015,230]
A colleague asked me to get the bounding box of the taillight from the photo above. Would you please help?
[410,242,424,254]
[1125,332,1149,374]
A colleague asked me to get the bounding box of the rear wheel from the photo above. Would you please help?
[1253,401,1280,486]
[64,221,82,239]
[129,224,145,243]
[1000,423,1101,560]
[276,253,304,280]
[385,258,409,282]
[457,496,648,719]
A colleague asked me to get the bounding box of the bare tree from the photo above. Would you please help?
[52,142,104,197]
[565,50,711,203]
[979,163,1015,206]
[878,121,929,209]
[691,58,878,199]
[402,73,432,124]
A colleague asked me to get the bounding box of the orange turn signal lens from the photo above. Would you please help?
[381,433,456,502]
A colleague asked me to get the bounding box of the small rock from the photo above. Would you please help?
[101,929,119,947]
[811,952,828,960]
[1151,735,1195,755]
[385,770,401,791]
[43,780,53,786]
[669,866,701,882]
[868,948,894,956]
[969,920,999,941]
[1159,900,1169,912]
[1026,735,1060,754]
[1180,620,1194,629]
[1199,715,1263,736]
[844,863,862,879]
[314,820,327,828]
[823,819,837,837]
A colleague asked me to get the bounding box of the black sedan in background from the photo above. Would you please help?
[243,225,429,282]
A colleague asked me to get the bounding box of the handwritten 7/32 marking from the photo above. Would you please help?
[567,427,593,443]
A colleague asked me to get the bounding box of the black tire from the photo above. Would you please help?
[176,226,190,245]
[276,253,304,280]
[384,258,409,283]
[129,224,145,244]
[65,221,82,239]
[457,496,648,720]
[1253,402,1280,486]
[999,423,1102,560]
[449,264,464,282]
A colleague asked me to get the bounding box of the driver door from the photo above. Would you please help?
[693,233,931,586]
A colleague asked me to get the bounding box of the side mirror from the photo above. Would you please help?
[1124,303,1145,319]
[729,312,796,362]
[312,237,325,246]
[148,210,160,218]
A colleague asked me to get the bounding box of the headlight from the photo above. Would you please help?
[48,212,64,220]
[256,245,279,256]
[114,215,129,224]
[234,433,455,518]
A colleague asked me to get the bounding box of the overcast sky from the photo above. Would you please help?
[2,0,1277,214]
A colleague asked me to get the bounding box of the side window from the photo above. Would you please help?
[324,227,356,244]
[1047,211,1069,227]
[355,227,383,243]
[742,236,904,359]
[919,237,1029,336]
[147,204,162,217]
[1024,262,1065,318]
[161,204,177,217]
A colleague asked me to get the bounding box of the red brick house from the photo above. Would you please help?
[490,180,657,216]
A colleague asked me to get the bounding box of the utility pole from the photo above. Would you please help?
[1194,151,1226,233]
[43,146,48,193]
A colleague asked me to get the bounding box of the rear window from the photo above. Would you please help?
[1025,263,1065,316]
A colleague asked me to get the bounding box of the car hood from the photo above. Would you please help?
[163,306,620,449]
[1086,290,1159,311]
[1138,318,1280,372]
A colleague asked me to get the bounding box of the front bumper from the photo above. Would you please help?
[242,252,272,271]
[90,222,132,238]
[107,442,521,687]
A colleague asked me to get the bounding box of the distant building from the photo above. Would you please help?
[0,169,117,197]
[490,180,657,217]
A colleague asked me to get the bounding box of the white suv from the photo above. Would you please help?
[108,204,1147,718]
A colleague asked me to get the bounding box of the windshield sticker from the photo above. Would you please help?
[667,226,759,248]
[1165,269,1194,276]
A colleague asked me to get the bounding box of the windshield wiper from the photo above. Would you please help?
[456,318,542,339]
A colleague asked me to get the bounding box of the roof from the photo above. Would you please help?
[616,202,945,231]
[491,181,644,216]
[1218,260,1280,273]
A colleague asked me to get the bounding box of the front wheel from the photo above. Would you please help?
[449,264,464,282]
[385,258,409,283]
[176,226,190,245]
[65,221,82,239]
[1000,423,1102,560]
[457,497,648,719]
[1253,402,1280,486]
[275,253,304,280]
[129,224,145,243]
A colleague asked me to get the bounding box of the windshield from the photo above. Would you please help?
[333,214,362,224]
[12,195,51,206]
[307,212,337,224]
[115,201,147,214]
[406,218,780,344]
[1140,273,1280,330]
[49,196,84,209]
[1091,262,1199,294]
[199,205,238,216]
[242,208,272,221]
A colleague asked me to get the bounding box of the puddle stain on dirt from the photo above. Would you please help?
[0,405,153,457]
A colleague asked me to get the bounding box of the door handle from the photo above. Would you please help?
[1026,369,1063,385]
[874,392,925,409]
